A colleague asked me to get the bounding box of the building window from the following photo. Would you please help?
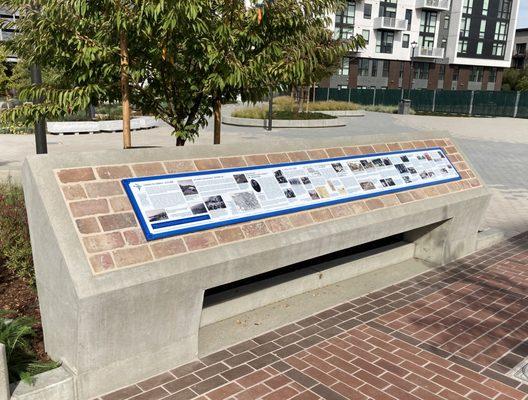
[439,64,445,79]
[489,68,497,82]
[371,60,378,77]
[458,40,468,54]
[452,67,459,81]
[382,61,389,78]
[492,42,505,56]
[441,38,447,49]
[476,42,483,54]
[405,9,413,30]
[460,17,471,37]
[362,29,370,44]
[336,1,356,26]
[376,31,394,54]
[364,3,372,19]
[494,22,508,41]
[498,0,511,19]
[414,63,429,80]
[402,34,410,48]
[379,4,397,18]
[479,20,486,39]
[420,11,437,34]
[335,27,355,39]
[358,59,369,76]
[339,57,350,75]
[400,62,404,78]
[462,0,473,14]
[337,85,349,90]
[482,0,489,15]
[470,67,483,82]
[443,16,450,29]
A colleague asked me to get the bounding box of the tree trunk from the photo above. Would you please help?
[298,86,304,113]
[120,31,131,149]
[213,96,221,145]
[176,136,186,146]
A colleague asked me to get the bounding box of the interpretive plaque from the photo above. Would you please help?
[123,148,460,240]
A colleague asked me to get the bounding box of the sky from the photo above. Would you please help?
[519,1,528,29]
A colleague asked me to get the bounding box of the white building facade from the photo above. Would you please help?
[325,0,520,91]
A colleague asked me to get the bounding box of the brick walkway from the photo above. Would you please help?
[96,233,528,400]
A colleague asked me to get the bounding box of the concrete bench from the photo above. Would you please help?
[22,133,489,399]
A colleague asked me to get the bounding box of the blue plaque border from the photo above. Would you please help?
[122,147,461,241]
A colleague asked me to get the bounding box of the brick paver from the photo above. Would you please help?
[94,232,528,400]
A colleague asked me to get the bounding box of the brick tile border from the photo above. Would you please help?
[55,139,483,275]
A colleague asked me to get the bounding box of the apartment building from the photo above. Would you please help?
[0,7,18,62]
[324,0,520,91]
[512,27,528,69]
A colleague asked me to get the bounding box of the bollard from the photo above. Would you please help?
[0,343,9,400]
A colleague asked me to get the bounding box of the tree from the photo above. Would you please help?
[502,68,528,91]
[1,0,364,147]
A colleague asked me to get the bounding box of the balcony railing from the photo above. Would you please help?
[415,0,450,10]
[417,47,445,58]
[373,17,407,30]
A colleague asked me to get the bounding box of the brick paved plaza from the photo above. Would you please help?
[95,232,528,400]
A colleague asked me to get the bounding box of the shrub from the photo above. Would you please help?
[364,105,416,114]
[306,101,360,111]
[0,312,59,383]
[0,180,35,286]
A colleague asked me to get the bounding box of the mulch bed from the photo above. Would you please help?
[0,265,49,362]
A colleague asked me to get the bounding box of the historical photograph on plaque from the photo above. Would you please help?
[123,147,460,240]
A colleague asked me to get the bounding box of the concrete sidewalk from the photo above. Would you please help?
[93,232,528,400]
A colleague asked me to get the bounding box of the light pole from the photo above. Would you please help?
[408,41,418,100]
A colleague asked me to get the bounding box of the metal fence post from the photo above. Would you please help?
[432,89,437,113]
[0,343,9,400]
[348,88,352,103]
[326,87,330,101]
[513,91,521,118]
[469,91,474,116]
[372,88,376,106]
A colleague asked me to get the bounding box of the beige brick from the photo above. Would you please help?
[287,151,310,162]
[267,153,291,163]
[220,157,247,168]
[245,154,270,166]
[469,178,481,187]
[396,192,414,203]
[387,143,403,151]
[151,238,187,258]
[454,161,469,171]
[113,245,153,267]
[366,198,385,210]
[424,140,437,148]
[411,189,427,200]
[307,149,328,160]
[326,147,345,157]
[289,212,314,228]
[184,232,218,251]
[132,162,166,177]
[342,146,361,155]
[400,142,415,150]
[96,165,132,179]
[76,217,100,234]
[194,158,222,171]
[423,186,440,197]
[436,185,450,195]
[241,221,269,238]
[265,217,293,233]
[83,232,125,253]
[444,146,457,154]
[215,227,245,244]
[62,184,87,201]
[123,229,147,245]
[99,213,137,232]
[57,167,95,183]
[372,144,390,153]
[382,194,400,207]
[412,140,427,149]
[349,201,369,214]
[70,199,109,218]
[311,208,333,222]
[358,145,375,155]
[164,160,197,173]
[89,253,115,273]
[434,139,448,147]
[109,196,133,212]
[447,181,463,192]
[85,181,123,198]
[330,204,353,218]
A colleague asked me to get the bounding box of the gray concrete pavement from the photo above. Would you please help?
[1,109,527,237]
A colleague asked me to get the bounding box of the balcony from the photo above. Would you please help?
[415,0,450,10]
[373,17,407,31]
[416,47,445,58]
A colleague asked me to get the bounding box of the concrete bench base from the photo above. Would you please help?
[46,117,159,135]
